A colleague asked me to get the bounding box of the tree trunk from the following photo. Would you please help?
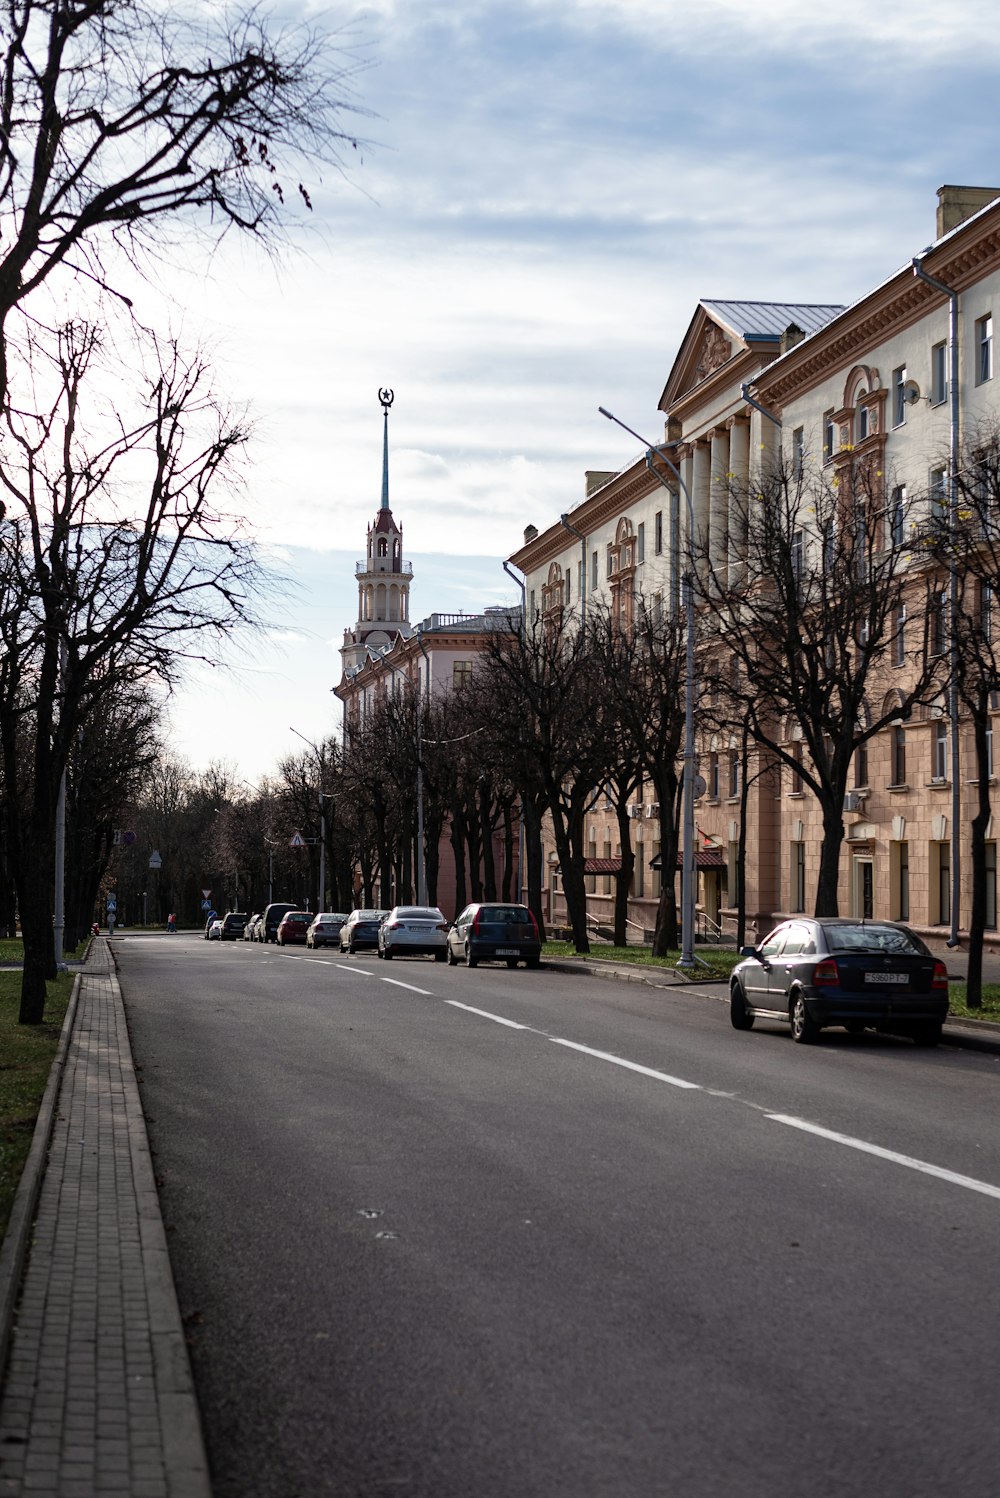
[550,800,589,953]
[613,800,634,947]
[480,782,497,901]
[501,803,514,901]
[814,801,846,917]
[450,803,468,915]
[651,767,680,955]
[522,795,545,941]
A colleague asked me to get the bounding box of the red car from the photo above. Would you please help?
[276,911,314,946]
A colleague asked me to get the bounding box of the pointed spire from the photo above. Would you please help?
[378,388,394,510]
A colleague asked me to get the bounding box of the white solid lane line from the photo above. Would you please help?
[445,1001,533,1030]
[380,977,434,996]
[768,1114,1000,1201]
[550,1038,702,1090]
[332,964,374,977]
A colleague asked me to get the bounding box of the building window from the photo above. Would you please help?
[932,719,948,780]
[823,410,835,462]
[708,751,719,799]
[892,725,906,785]
[889,485,906,548]
[981,582,993,643]
[936,842,951,926]
[792,426,805,480]
[988,844,998,930]
[791,740,804,793]
[637,522,645,564]
[988,720,995,778]
[930,468,947,526]
[792,842,806,913]
[858,404,870,441]
[565,568,571,605]
[896,841,910,922]
[655,511,663,555]
[892,603,906,667]
[728,750,740,799]
[892,365,907,427]
[606,545,615,578]
[931,341,948,405]
[791,529,804,585]
[977,313,993,384]
[529,589,536,618]
[854,740,868,787]
[591,549,598,591]
[930,589,948,657]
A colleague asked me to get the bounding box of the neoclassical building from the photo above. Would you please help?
[510,184,1000,944]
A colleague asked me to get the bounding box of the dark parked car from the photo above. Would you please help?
[220,912,249,941]
[261,902,298,944]
[276,911,314,946]
[730,918,949,1045]
[339,910,388,954]
[447,903,541,969]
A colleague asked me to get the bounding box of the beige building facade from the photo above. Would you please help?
[510,186,1000,945]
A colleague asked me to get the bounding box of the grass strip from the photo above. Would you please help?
[542,942,740,980]
[0,971,74,1241]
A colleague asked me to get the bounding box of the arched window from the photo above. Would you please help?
[378,537,388,559]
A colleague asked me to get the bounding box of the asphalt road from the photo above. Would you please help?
[117,933,1000,1498]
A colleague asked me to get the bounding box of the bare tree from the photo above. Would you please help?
[590,599,687,952]
[477,608,611,953]
[695,459,943,917]
[0,0,368,396]
[0,325,263,1020]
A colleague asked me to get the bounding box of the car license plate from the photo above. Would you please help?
[865,972,908,985]
[496,948,518,956]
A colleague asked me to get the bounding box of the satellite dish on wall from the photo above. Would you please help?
[902,379,922,404]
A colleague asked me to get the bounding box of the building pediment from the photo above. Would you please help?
[660,305,739,410]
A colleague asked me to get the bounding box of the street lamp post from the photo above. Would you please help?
[598,406,698,969]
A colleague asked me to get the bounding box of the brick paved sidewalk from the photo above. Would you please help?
[0,940,210,1497]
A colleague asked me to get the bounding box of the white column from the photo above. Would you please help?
[727,416,751,589]
[692,440,711,582]
[709,426,730,581]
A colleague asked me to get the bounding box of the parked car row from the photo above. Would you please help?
[204,901,543,969]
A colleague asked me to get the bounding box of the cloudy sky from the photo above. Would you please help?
[155,0,1000,780]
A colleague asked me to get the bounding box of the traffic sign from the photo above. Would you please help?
[200,899,212,911]
[201,888,211,900]
[148,850,162,869]
[288,831,306,849]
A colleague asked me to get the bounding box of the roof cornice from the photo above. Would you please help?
[508,460,660,570]
[757,209,1000,409]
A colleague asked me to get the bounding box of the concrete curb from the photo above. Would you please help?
[0,971,81,1388]
[107,945,214,1498]
[544,957,1000,1052]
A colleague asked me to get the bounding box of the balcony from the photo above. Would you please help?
[356,560,413,577]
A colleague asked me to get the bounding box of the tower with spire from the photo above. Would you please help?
[340,389,414,676]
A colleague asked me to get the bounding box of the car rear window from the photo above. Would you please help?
[826,925,926,956]
[480,906,533,924]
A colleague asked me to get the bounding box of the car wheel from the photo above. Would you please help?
[383,946,393,960]
[730,982,754,1031]
[505,958,519,969]
[790,992,820,1044]
[447,945,458,966]
[844,1020,866,1035]
[465,943,478,969]
[349,941,356,955]
[911,1021,943,1047]
[434,951,447,963]
[526,956,540,969]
